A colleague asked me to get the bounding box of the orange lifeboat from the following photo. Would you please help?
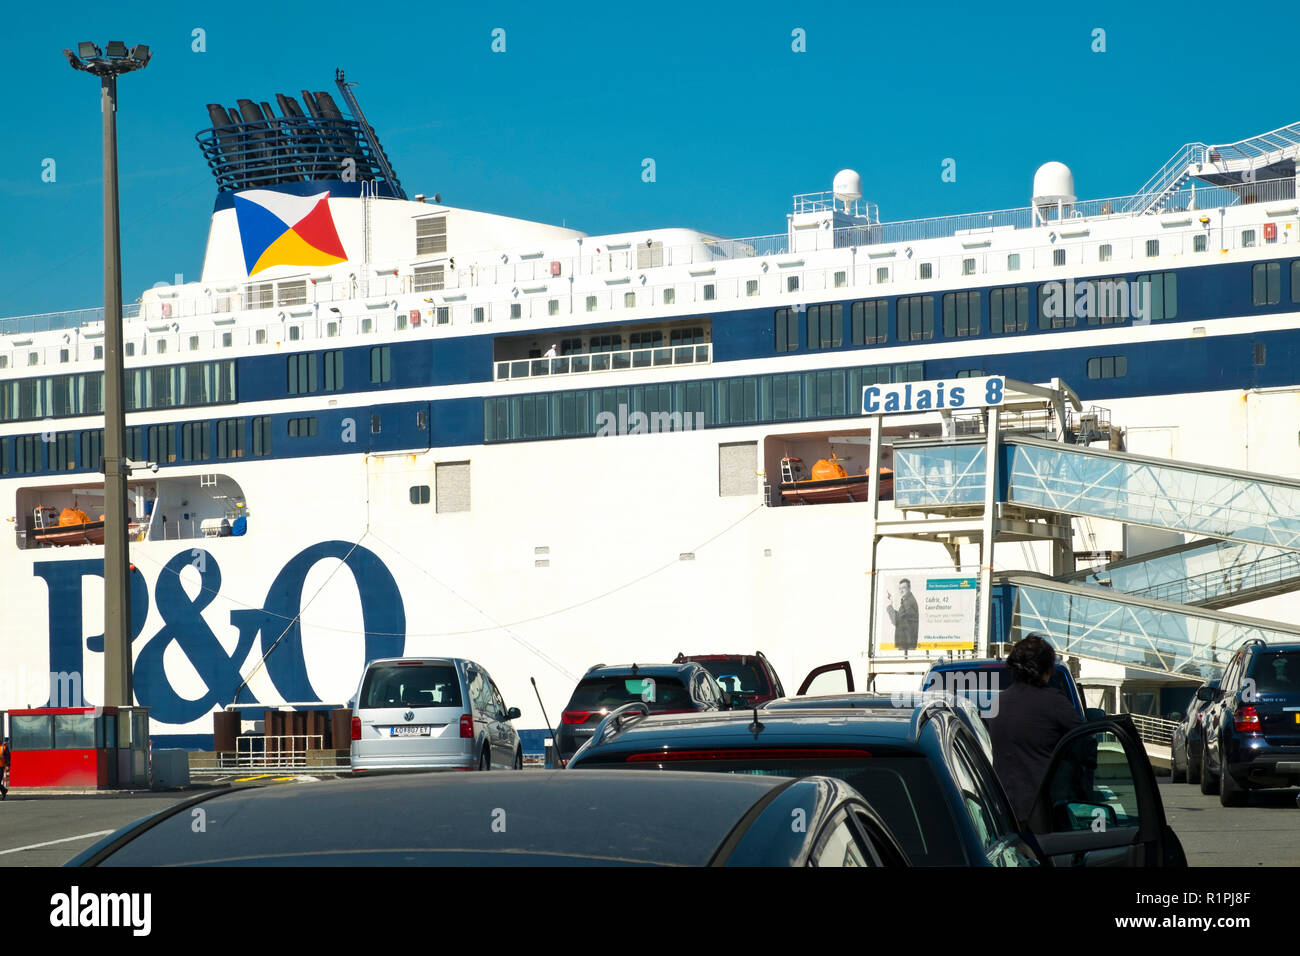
[810,456,849,481]
[59,507,91,527]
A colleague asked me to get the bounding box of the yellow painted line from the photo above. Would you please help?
[272,777,294,782]
[234,774,277,782]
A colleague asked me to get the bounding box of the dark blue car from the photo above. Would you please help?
[920,657,1098,721]
[1200,640,1300,806]
[567,699,1185,867]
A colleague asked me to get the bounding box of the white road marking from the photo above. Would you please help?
[0,830,114,856]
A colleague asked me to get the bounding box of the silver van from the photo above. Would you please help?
[350,657,523,773]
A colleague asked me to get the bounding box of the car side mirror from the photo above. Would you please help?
[1084,707,1107,721]
[1053,800,1118,832]
[1195,686,1219,702]
[506,707,521,720]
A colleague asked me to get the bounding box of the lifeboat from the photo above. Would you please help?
[779,453,893,505]
[31,506,106,547]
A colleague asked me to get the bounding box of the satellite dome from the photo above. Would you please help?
[833,169,863,204]
[1032,161,1075,204]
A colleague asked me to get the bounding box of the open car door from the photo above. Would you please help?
[796,661,855,696]
[1026,715,1186,867]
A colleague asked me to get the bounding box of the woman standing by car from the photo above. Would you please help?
[988,635,1082,827]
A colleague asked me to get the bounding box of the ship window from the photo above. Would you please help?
[806,304,843,350]
[663,288,675,305]
[670,327,705,346]
[560,337,584,354]
[1052,249,1066,267]
[1037,282,1076,329]
[52,433,75,471]
[919,263,932,280]
[1242,229,1256,249]
[1252,262,1280,306]
[1146,239,1159,257]
[182,421,211,461]
[288,326,301,341]
[248,283,274,310]
[1135,272,1177,320]
[956,369,983,378]
[436,461,471,513]
[851,299,887,345]
[1293,261,1300,302]
[1007,254,1020,271]
[287,353,318,395]
[277,281,307,307]
[990,286,1029,334]
[586,296,598,312]
[288,417,318,438]
[590,335,622,353]
[630,330,663,349]
[221,333,232,347]
[438,307,451,324]
[547,299,559,316]
[876,266,889,284]
[1099,244,1112,262]
[125,342,136,356]
[1193,234,1208,253]
[370,346,392,383]
[59,349,69,364]
[833,271,846,288]
[636,242,664,269]
[942,291,981,337]
[251,416,272,456]
[413,264,445,292]
[93,346,103,360]
[1086,355,1127,379]
[511,303,522,319]
[1081,277,1128,325]
[80,430,104,472]
[774,308,799,353]
[786,276,799,293]
[409,485,431,505]
[14,435,40,473]
[156,339,168,354]
[1254,343,1266,366]
[326,322,338,337]
[360,318,372,334]
[624,293,636,309]
[323,350,344,391]
[417,409,428,430]
[396,313,408,331]
[962,258,976,276]
[896,295,935,341]
[704,284,717,301]
[416,215,448,256]
[371,414,381,434]
[473,307,485,323]
[254,330,266,345]
[747,279,759,297]
[124,427,144,462]
[216,418,244,459]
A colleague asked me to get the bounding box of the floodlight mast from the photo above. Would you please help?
[62,41,150,709]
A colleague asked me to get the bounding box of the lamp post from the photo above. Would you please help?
[63,41,150,709]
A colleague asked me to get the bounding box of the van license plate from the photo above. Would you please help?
[391,726,432,737]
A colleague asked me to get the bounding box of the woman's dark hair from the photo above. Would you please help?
[1006,633,1057,685]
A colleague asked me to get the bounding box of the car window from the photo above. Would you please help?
[1249,650,1300,693]
[696,660,774,696]
[949,737,1000,855]
[810,810,870,867]
[359,664,462,709]
[1041,728,1142,832]
[566,677,689,712]
[489,680,507,718]
[954,732,1018,838]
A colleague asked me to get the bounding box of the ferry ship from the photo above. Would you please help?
[4,71,1300,748]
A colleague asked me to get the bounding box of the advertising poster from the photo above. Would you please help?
[874,571,978,655]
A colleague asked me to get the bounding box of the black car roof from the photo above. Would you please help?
[73,771,796,867]
[582,663,703,679]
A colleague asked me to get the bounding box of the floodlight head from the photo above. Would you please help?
[129,44,150,67]
[77,41,101,59]
[105,40,128,57]
[63,49,82,70]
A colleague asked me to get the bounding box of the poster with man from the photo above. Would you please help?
[875,571,978,656]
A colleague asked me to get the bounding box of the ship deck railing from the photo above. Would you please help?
[1,176,1295,364]
[494,343,712,381]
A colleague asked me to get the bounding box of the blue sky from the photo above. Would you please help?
[3,0,1298,317]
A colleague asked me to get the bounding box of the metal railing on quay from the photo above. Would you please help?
[224,734,326,769]
[1127,713,1177,747]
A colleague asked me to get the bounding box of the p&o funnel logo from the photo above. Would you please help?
[233,189,347,275]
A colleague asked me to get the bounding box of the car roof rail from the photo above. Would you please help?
[586,701,650,750]
[909,697,951,743]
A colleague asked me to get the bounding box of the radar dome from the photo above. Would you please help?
[1032,161,1075,203]
[833,169,863,203]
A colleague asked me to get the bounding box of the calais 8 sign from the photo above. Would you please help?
[862,376,1005,415]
